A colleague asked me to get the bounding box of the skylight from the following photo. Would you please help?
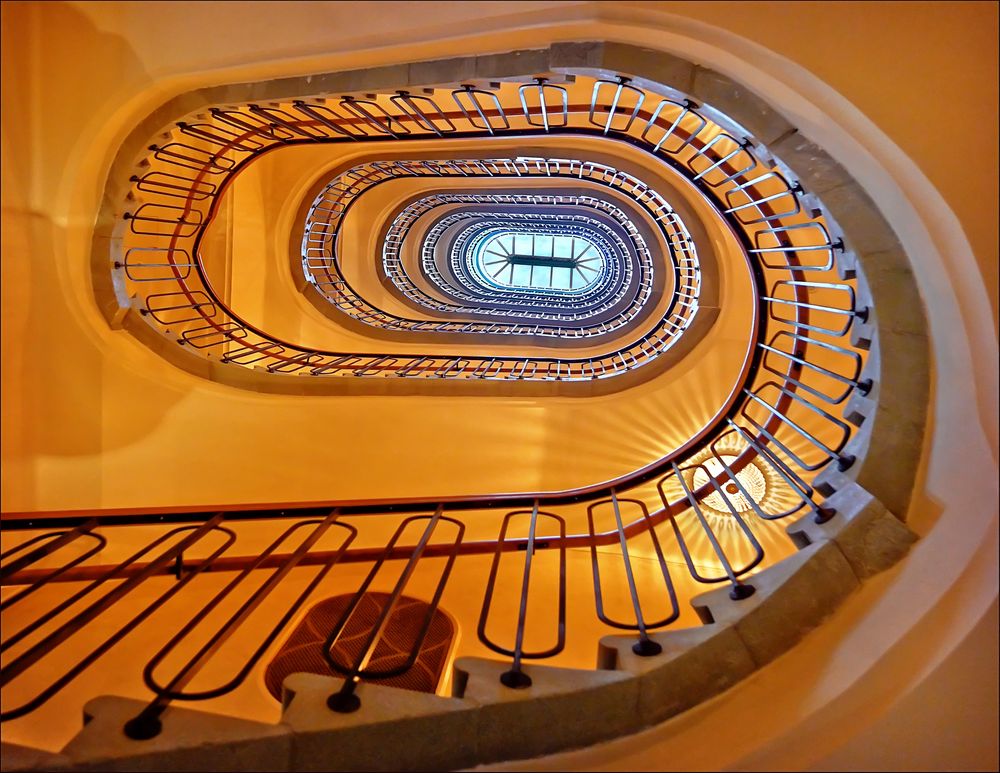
[473,232,605,293]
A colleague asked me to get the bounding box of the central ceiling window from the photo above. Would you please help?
[473,231,605,293]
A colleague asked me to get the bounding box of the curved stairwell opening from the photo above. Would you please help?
[2,7,995,772]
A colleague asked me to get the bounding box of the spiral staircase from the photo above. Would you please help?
[1,4,996,772]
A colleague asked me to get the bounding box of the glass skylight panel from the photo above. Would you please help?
[473,231,606,294]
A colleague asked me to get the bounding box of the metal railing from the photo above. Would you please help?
[389,199,639,316]
[0,375,860,734]
[111,73,855,384]
[303,159,678,341]
[0,71,871,745]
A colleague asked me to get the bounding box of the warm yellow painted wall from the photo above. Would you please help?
[207,132,731,357]
[1,0,994,513]
[1,1,760,511]
[1,2,996,770]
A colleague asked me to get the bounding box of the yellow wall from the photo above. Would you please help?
[1,2,759,511]
[1,2,996,769]
[2,1,996,513]
[2,1,995,512]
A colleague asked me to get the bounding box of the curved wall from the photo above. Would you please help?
[1,1,996,770]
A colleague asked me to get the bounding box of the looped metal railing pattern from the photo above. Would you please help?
[301,157,694,355]
[359,197,641,323]
[436,211,630,304]
[0,66,873,743]
[111,73,853,384]
[386,197,641,318]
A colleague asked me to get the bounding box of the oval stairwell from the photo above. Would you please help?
[2,6,995,772]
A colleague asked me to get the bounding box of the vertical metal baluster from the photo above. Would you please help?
[326,505,446,713]
[501,500,540,688]
[610,490,662,656]
[726,419,836,523]
[671,463,756,600]
[604,79,623,135]
[124,512,344,739]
